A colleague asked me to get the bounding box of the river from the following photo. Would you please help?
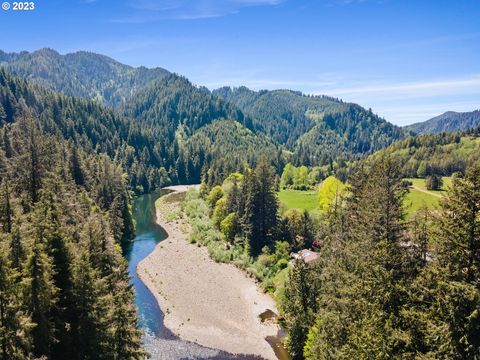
[123,191,271,360]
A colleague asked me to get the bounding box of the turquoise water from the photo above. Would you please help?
[122,191,174,338]
[123,191,277,359]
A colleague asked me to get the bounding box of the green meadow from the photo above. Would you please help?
[403,177,452,218]
[277,177,453,218]
[278,189,318,212]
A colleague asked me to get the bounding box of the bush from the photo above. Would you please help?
[212,197,227,228]
[220,212,238,244]
[207,186,224,208]
[276,258,289,270]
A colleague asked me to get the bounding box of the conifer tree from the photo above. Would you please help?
[69,144,85,186]
[283,259,321,359]
[0,240,33,359]
[110,267,145,360]
[243,158,278,256]
[2,127,13,159]
[0,179,12,233]
[36,187,76,359]
[410,164,480,358]
[9,226,24,272]
[305,157,411,359]
[71,251,110,360]
[27,120,42,204]
[0,104,6,123]
[23,228,59,358]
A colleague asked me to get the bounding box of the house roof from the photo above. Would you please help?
[293,249,319,264]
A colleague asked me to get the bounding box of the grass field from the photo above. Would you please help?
[404,190,441,218]
[404,177,452,193]
[403,177,452,218]
[278,189,318,212]
[277,178,453,218]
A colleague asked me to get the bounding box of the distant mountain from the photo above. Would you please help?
[1,48,407,180]
[214,86,405,165]
[0,48,169,107]
[0,67,278,191]
[405,110,480,135]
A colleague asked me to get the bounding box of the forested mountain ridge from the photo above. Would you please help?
[0,48,169,107]
[122,74,253,135]
[184,119,283,185]
[405,109,480,135]
[1,48,413,188]
[1,48,407,169]
[0,66,173,193]
[0,67,279,191]
[213,86,405,166]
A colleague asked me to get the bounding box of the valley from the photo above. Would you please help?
[0,48,479,360]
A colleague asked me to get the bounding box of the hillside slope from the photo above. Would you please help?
[214,86,405,165]
[0,68,278,190]
[0,48,169,107]
[369,126,480,177]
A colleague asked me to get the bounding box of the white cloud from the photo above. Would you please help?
[116,0,286,21]
[310,76,480,125]
[319,76,480,99]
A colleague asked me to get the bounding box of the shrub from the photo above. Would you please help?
[276,258,289,270]
[207,186,225,208]
[220,212,238,243]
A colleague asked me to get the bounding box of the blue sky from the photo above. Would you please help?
[1,0,479,125]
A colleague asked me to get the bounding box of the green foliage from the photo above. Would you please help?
[294,166,309,190]
[286,159,480,359]
[370,129,480,178]
[214,87,404,166]
[301,157,411,359]
[404,164,480,359]
[207,186,225,208]
[280,163,296,188]
[283,260,321,360]
[280,163,323,190]
[0,240,33,359]
[212,197,227,228]
[318,176,346,213]
[282,209,315,251]
[0,116,144,358]
[243,158,279,256]
[220,212,238,244]
[425,174,443,190]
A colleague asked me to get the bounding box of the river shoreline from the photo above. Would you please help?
[137,185,279,360]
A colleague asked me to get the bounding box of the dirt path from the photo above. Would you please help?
[411,185,443,198]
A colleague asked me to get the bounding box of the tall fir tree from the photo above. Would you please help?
[243,158,278,256]
[283,259,321,360]
[409,164,480,359]
[0,240,33,359]
[23,227,59,358]
[305,157,412,359]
